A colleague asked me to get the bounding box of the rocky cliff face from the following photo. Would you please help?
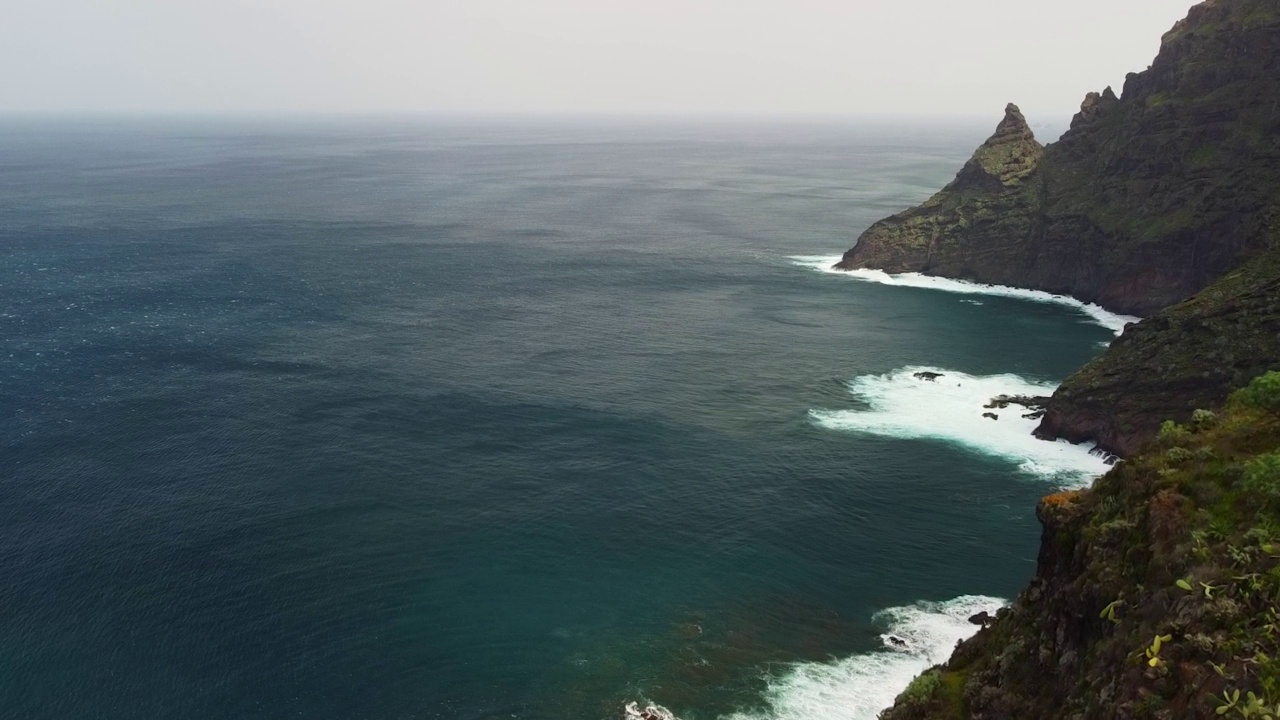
[880,379,1280,720]
[1036,246,1280,457]
[840,4,1280,718]
[837,0,1280,317]
[831,104,1044,277]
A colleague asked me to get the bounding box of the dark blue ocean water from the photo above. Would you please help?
[0,118,1104,720]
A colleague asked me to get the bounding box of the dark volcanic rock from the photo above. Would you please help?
[833,104,1044,280]
[968,611,994,627]
[914,371,944,381]
[836,0,1280,317]
[880,393,1280,720]
[986,394,1049,411]
[1037,247,1280,456]
[1066,86,1118,132]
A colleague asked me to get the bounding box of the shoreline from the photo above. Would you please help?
[788,254,1141,336]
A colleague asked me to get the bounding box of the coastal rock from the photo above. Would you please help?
[835,0,1280,317]
[834,104,1043,278]
[968,611,994,627]
[986,394,1049,411]
[914,371,944,382]
[881,384,1280,719]
[1037,247,1280,456]
[982,412,998,421]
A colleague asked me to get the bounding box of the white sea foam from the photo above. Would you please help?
[626,701,679,720]
[788,255,1139,335]
[809,366,1111,486]
[717,595,1004,720]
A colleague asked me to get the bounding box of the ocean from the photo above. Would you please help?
[0,117,1116,719]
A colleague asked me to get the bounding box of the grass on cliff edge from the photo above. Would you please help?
[1080,371,1280,717]
[891,371,1280,719]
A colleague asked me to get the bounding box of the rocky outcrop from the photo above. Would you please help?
[1067,87,1119,132]
[832,104,1043,277]
[837,0,1280,317]
[1036,246,1280,456]
[880,384,1280,719]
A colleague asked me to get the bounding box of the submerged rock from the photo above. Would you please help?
[914,371,944,382]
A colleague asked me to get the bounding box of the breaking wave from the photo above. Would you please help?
[809,366,1111,487]
[626,597,1004,720]
[718,595,1005,720]
[788,255,1138,335]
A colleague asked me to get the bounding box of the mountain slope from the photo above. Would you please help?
[837,0,1280,317]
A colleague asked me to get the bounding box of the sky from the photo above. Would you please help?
[4,0,1197,125]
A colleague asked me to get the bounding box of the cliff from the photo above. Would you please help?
[832,103,1044,276]
[1036,245,1280,457]
[836,0,1280,318]
[880,374,1280,719]
[841,3,1280,718]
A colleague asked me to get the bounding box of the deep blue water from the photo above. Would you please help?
[0,118,1104,720]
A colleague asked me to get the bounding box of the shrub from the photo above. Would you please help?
[1160,420,1190,444]
[1235,371,1280,415]
[1242,451,1280,500]
[1190,408,1218,428]
[900,670,942,703]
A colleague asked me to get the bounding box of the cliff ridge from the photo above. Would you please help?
[836,0,1280,317]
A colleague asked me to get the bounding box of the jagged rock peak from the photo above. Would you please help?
[958,102,1042,187]
[991,103,1034,143]
[1069,87,1119,129]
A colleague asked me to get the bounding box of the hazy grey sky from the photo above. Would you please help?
[5,0,1196,124]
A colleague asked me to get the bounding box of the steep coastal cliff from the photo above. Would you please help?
[838,0,1280,317]
[848,1,1280,718]
[831,102,1044,278]
[839,0,1280,457]
[1036,246,1280,458]
[882,375,1280,720]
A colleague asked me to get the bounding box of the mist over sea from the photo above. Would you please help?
[0,117,1107,720]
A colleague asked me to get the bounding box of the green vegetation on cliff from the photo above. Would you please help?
[883,373,1280,720]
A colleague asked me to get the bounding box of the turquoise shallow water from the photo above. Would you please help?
[0,117,1103,719]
